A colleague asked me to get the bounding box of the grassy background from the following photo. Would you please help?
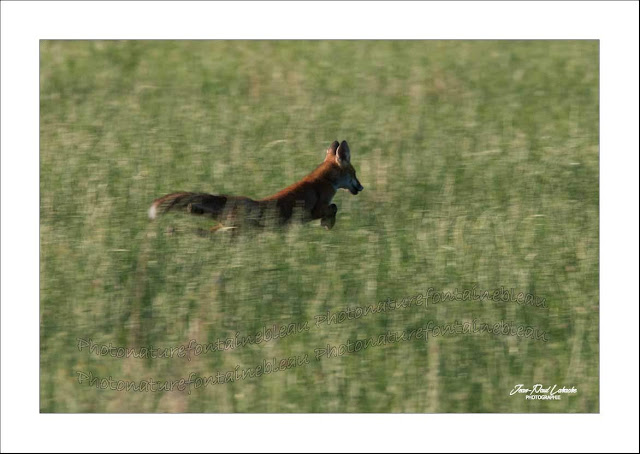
[40,40,599,412]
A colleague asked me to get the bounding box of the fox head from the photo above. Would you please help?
[326,140,364,195]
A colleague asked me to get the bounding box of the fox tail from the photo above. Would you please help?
[148,192,229,220]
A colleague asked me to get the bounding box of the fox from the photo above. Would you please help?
[148,140,363,230]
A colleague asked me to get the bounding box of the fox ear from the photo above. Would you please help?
[336,140,351,164]
[326,140,340,157]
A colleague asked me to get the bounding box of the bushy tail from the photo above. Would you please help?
[148,192,229,220]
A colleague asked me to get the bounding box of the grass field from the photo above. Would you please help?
[40,40,599,412]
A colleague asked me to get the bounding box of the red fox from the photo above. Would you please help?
[148,140,363,230]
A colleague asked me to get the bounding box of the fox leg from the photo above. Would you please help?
[312,202,337,219]
[320,204,338,230]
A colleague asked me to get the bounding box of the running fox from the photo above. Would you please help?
[148,140,363,230]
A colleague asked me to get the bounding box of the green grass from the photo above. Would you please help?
[40,40,599,412]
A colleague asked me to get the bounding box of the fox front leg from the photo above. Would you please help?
[320,203,338,230]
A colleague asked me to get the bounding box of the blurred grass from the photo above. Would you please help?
[40,40,599,412]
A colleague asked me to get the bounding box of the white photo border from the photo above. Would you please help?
[2,1,638,453]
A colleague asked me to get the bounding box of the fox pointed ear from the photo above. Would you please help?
[326,140,340,157]
[336,140,351,165]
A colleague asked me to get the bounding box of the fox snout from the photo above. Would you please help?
[350,179,364,195]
